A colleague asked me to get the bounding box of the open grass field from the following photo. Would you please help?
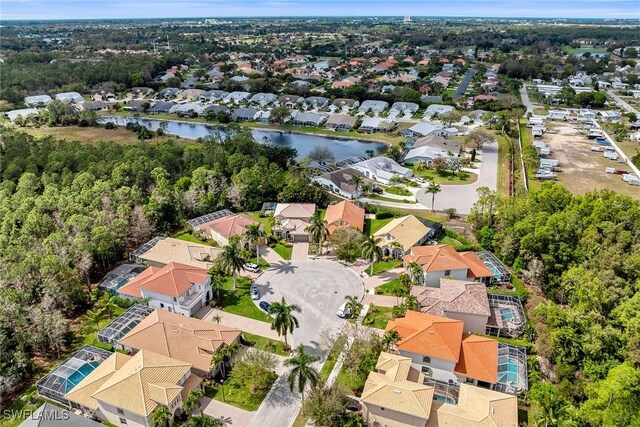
[367,194,416,204]
[22,125,193,145]
[241,331,288,356]
[361,305,394,329]
[411,168,478,185]
[370,259,402,275]
[363,217,393,235]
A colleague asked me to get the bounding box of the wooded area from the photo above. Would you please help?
[0,126,328,403]
[469,184,640,426]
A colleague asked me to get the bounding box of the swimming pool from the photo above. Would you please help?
[64,361,101,392]
[500,308,516,323]
[433,395,455,404]
[498,358,520,385]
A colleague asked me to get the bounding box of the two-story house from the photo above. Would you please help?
[66,350,202,427]
[403,244,493,286]
[119,309,241,378]
[118,262,212,316]
[386,311,499,390]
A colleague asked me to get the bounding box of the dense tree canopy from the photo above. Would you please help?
[469,183,640,425]
[0,125,327,402]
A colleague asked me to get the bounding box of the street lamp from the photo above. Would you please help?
[220,380,226,402]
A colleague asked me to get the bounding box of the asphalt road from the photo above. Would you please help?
[416,141,499,214]
[607,89,639,115]
[247,259,364,427]
[520,85,535,115]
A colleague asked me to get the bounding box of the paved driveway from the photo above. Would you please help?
[520,85,535,115]
[202,397,255,427]
[248,259,364,427]
[416,141,498,214]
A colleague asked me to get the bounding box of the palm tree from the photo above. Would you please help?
[404,294,419,311]
[407,261,423,284]
[414,161,427,173]
[219,241,246,290]
[344,295,363,319]
[211,314,222,324]
[388,241,404,259]
[285,345,320,414]
[211,347,227,377]
[269,297,301,348]
[183,389,204,416]
[361,182,373,196]
[350,174,364,194]
[152,405,171,427]
[361,236,383,276]
[425,181,442,211]
[98,294,118,319]
[305,213,327,255]
[243,223,266,265]
[85,307,105,332]
[189,414,224,427]
[382,330,401,350]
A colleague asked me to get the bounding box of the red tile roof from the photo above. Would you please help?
[324,200,365,233]
[118,262,209,298]
[454,334,498,383]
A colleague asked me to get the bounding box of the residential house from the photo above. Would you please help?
[425,104,455,118]
[351,156,413,184]
[204,105,230,117]
[361,352,435,427]
[118,262,212,316]
[390,102,419,115]
[359,100,389,114]
[403,122,445,138]
[426,384,518,427]
[386,311,499,388]
[402,244,493,287]
[325,114,358,131]
[292,112,326,126]
[250,93,278,106]
[78,101,108,111]
[331,98,360,112]
[403,145,449,165]
[200,90,228,102]
[19,402,102,427]
[156,88,182,99]
[174,103,207,117]
[133,237,221,269]
[412,135,463,156]
[304,96,330,109]
[6,108,39,123]
[277,94,304,107]
[230,107,258,122]
[119,309,241,377]
[411,279,491,334]
[196,213,259,247]
[147,102,176,114]
[55,92,84,104]
[177,89,206,101]
[312,168,371,199]
[65,350,202,427]
[124,100,147,112]
[224,91,252,104]
[358,117,397,133]
[24,94,52,107]
[230,75,249,83]
[374,215,442,256]
[91,89,115,101]
[323,200,365,233]
[129,87,153,98]
[272,203,316,242]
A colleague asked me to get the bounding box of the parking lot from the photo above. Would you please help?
[542,121,640,198]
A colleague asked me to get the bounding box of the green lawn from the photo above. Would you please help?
[371,259,402,275]
[204,379,265,412]
[361,306,394,329]
[248,256,270,270]
[242,332,288,356]
[363,217,394,235]
[439,229,475,251]
[81,307,125,349]
[375,278,409,296]
[367,194,416,204]
[246,211,272,235]
[319,337,345,382]
[174,232,213,245]
[221,276,271,322]
[381,185,412,196]
[273,243,293,260]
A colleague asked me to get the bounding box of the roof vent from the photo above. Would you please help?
[172,329,179,333]
[393,389,401,394]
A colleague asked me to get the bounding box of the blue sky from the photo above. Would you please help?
[1,0,638,20]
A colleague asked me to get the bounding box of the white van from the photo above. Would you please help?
[336,302,352,319]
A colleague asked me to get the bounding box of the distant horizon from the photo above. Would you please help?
[2,0,639,21]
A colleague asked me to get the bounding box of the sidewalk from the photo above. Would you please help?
[262,245,286,263]
[362,267,403,292]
